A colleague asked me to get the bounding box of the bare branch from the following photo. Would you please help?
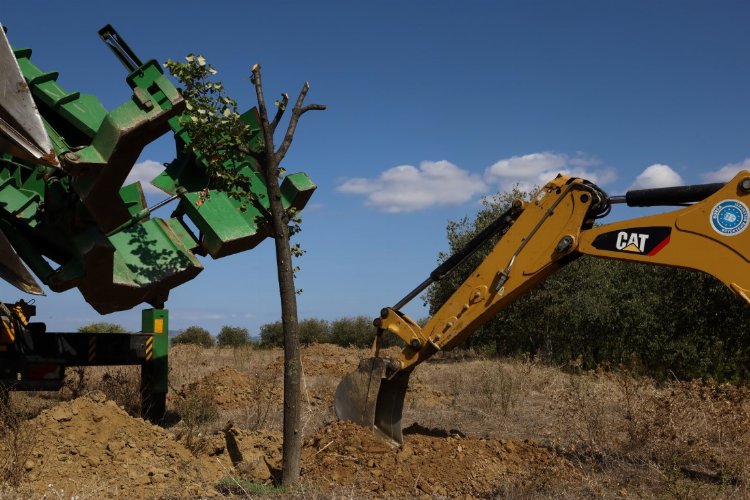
[300,104,327,115]
[250,64,275,167]
[275,82,326,163]
[271,93,290,134]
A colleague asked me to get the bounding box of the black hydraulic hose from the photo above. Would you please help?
[392,206,517,310]
[616,182,725,207]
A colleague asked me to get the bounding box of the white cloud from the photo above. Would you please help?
[484,152,617,192]
[337,160,487,213]
[629,164,683,190]
[701,158,750,183]
[125,160,165,194]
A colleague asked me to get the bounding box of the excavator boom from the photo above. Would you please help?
[336,171,750,443]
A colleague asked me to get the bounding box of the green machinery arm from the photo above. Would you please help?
[336,171,750,443]
[0,24,315,313]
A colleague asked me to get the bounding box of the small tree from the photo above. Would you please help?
[165,55,324,485]
[172,326,214,347]
[299,318,331,344]
[330,316,377,347]
[259,321,284,347]
[77,322,128,333]
[216,325,250,347]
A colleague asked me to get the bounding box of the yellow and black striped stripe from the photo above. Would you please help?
[1,318,16,344]
[88,336,96,363]
[12,306,27,326]
[145,336,153,361]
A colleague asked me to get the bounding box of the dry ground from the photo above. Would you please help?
[0,343,748,498]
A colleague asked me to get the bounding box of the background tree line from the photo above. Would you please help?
[424,191,750,383]
[168,316,403,349]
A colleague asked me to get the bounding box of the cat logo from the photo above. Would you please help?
[592,226,671,256]
[615,232,650,253]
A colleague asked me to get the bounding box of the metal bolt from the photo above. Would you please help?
[64,152,80,162]
[373,318,382,328]
[580,194,590,203]
[555,235,574,253]
[380,308,389,319]
[410,339,421,349]
[741,178,750,193]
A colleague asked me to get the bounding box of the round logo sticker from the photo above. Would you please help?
[710,200,749,236]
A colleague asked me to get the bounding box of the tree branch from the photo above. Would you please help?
[250,64,275,168]
[271,93,289,134]
[300,104,327,114]
[275,81,326,164]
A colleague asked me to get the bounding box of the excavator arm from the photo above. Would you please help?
[335,171,750,443]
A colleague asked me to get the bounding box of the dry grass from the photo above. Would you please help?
[0,392,36,488]
[418,358,750,498]
[2,344,749,498]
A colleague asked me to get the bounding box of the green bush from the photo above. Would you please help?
[259,321,283,347]
[299,318,331,344]
[77,322,129,333]
[330,316,377,348]
[258,316,396,348]
[172,326,214,347]
[259,319,332,346]
[217,325,251,347]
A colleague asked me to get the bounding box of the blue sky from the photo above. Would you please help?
[2,1,750,334]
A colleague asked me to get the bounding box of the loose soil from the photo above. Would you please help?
[9,392,217,498]
[3,391,576,498]
[301,420,578,497]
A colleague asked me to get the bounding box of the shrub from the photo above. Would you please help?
[172,326,214,347]
[330,316,377,347]
[176,386,219,454]
[77,322,129,333]
[299,318,331,344]
[258,318,332,346]
[0,392,36,486]
[217,326,251,347]
[259,321,283,347]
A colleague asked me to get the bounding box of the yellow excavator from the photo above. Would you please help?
[335,171,750,443]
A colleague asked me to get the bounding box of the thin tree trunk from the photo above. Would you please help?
[266,178,302,485]
[251,64,324,486]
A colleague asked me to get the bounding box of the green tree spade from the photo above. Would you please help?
[165,55,324,485]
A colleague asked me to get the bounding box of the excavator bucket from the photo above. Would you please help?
[334,357,411,444]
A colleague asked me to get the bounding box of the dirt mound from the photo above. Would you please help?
[14,393,218,498]
[302,420,579,497]
[197,425,283,483]
[179,366,281,409]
